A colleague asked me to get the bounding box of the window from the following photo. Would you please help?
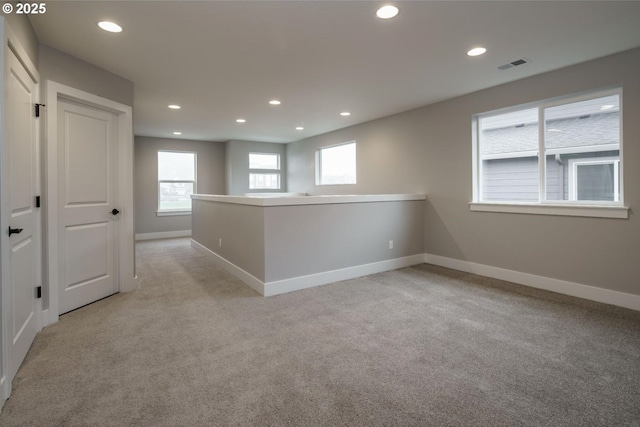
[158,151,196,214]
[249,152,280,190]
[316,141,356,185]
[472,89,626,217]
[569,158,620,202]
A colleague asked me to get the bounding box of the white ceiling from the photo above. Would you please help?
[29,1,640,143]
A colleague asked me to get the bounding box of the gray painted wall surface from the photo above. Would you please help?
[263,201,424,282]
[287,48,640,296]
[287,113,427,195]
[135,136,225,234]
[192,199,265,281]
[39,45,134,107]
[226,140,287,195]
[191,199,423,284]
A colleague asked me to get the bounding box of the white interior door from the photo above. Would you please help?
[4,48,39,383]
[57,99,119,314]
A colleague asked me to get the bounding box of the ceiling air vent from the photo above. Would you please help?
[497,58,530,71]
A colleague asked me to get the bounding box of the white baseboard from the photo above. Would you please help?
[191,240,265,295]
[189,240,640,310]
[192,239,424,297]
[135,230,191,241]
[424,253,640,312]
[263,254,425,297]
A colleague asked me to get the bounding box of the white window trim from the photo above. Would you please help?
[471,87,627,218]
[315,140,357,186]
[157,150,197,215]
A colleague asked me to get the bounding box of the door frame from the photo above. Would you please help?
[45,81,137,326]
[0,19,41,402]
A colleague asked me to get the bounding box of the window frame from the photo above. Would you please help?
[157,150,197,216]
[249,152,281,190]
[568,157,620,202]
[471,87,628,219]
[315,141,357,186]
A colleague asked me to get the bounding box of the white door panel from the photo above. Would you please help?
[64,111,110,205]
[4,48,39,384]
[58,100,118,314]
[64,222,111,289]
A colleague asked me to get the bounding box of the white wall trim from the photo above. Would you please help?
[136,230,192,241]
[263,254,425,297]
[424,253,640,312]
[191,239,265,295]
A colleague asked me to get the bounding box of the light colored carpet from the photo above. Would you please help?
[1,237,639,426]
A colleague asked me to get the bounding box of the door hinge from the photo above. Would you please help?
[36,286,42,299]
[35,195,41,208]
[35,103,46,118]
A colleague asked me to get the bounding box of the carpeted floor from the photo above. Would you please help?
[1,237,639,426]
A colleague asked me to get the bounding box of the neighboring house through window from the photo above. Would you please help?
[472,89,623,216]
[316,141,357,185]
[249,152,280,190]
[157,150,196,215]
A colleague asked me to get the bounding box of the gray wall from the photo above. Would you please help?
[191,198,424,284]
[39,45,133,107]
[135,136,225,235]
[192,199,266,281]
[287,48,640,296]
[226,140,287,195]
[264,201,424,282]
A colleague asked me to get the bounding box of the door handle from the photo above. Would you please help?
[8,227,23,236]
[110,208,120,215]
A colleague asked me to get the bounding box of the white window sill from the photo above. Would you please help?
[469,202,629,219]
[156,210,191,217]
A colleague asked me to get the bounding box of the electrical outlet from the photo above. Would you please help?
[219,238,222,248]
[389,240,394,249]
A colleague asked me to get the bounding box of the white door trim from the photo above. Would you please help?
[45,81,137,326]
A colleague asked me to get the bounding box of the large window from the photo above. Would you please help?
[316,141,356,185]
[249,152,280,190]
[158,151,196,214]
[473,89,623,215]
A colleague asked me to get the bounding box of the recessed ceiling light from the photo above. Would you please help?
[340,112,351,116]
[548,128,562,132]
[376,5,399,19]
[98,21,123,33]
[173,132,182,135]
[467,47,487,57]
[296,126,304,130]
[236,119,246,123]
[269,100,281,106]
[168,104,181,110]
[600,104,615,110]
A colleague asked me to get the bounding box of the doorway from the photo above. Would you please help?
[45,82,136,324]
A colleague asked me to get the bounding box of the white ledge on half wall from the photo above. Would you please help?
[192,193,426,207]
